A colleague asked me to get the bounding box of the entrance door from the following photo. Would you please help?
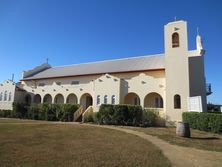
[86,96,93,109]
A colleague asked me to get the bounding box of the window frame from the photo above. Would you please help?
[174,94,181,109]
[97,95,101,106]
[104,95,108,104]
[172,32,180,48]
[111,95,115,105]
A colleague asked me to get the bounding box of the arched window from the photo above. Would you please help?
[0,92,2,101]
[104,95,108,104]
[111,95,115,105]
[4,91,7,101]
[97,95,100,105]
[172,32,179,48]
[174,95,181,109]
[8,92,12,101]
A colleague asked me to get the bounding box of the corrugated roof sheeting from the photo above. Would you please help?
[23,54,165,80]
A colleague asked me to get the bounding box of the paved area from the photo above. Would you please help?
[83,124,222,167]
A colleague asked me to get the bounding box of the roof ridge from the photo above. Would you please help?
[51,53,164,69]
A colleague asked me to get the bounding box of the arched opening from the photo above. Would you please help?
[54,94,64,104]
[43,94,52,104]
[66,93,77,104]
[25,94,32,105]
[172,32,179,48]
[80,93,93,110]
[96,95,100,106]
[34,94,41,104]
[111,95,115,105]
[174,94,181,109]
[4,91,7,101]
[144,92,163,108]
[8,92,12,101]
[124,92,140,105]
[0,92,3,101]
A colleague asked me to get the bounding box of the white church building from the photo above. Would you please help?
[0,20,211,122]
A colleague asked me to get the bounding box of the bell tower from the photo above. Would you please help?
[164,20,190,122]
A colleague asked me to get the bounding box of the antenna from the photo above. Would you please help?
[174,16,177,21]
[46,58,49,64]
[197,27,199,35]
[11,73,14,82]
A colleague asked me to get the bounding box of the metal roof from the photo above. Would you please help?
[23,54,165,80]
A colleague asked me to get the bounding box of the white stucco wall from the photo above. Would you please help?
[21,70,166,114]
[0,80,16,110]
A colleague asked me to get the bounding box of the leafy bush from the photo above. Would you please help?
[13,102,28,118]
[0,110,12,118]
[142,109,158,127]
[27,104,39,120]
[97,104,143,126]
[59,104,79,122]
[83,111,95,123]
[6,103,80,122]
[182,112,222,133]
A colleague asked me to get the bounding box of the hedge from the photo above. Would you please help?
[182,112,222,133]
[96,104,143,126]
[0,103,79,122]
[95,104,162,127]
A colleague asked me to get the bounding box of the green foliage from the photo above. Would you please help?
[97,104,143,126]
[182,112,222,133]
[27,104,39,120]
[0,110,12,118]
[83,111,95,123]
[59,104,79,122]
[13,102,28,118]
[2,103,79,122]
[142,109,158,127]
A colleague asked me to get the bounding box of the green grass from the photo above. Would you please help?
[123,126,222,152]
[0,119,170,167]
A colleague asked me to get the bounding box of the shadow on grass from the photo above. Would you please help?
[191,137,220,140]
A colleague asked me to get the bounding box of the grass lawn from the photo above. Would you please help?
[0,119,170,167]
[123,126,222,152]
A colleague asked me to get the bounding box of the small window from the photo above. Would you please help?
[71,81,79,85]
[174,94,181,109]
[104,95,108,104]
[0,92,2,101]
[172,32,179,48]
[38,83,45,87]
[56,82,61,86]
[8,92,12,101]
[4,91,7,101]
[111,95,115,105]
[97,95,100,105]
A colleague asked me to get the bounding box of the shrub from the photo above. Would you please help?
[83,111,94,123]
[59,104,79,122]
[97,104,143,126]
[182,112,222,133]
[13,102,28,118]
[0,110,12,118]
[27,104,39,120]
[1,103,80,122]
[142,109,158,127]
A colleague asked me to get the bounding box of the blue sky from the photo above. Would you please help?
[0,0,222,104]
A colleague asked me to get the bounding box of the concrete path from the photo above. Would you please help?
[79,124,222,167]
